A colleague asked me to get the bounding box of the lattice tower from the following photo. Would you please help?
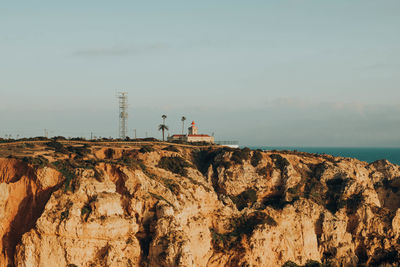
[118,92,128,139]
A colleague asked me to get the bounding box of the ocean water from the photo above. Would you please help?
[248,147,400,166]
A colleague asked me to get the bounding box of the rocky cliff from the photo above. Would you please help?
[1,142,400,266]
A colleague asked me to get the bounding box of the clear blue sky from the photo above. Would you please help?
[1,1,399,146]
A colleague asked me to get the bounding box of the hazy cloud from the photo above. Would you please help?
[72,43,168,57]
[268,97,369,114]
[269,97,311,108]
[355,62,400,71]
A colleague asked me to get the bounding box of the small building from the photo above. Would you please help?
[168,121,214,143]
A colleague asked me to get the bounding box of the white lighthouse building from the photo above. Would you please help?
[168,121,214,143]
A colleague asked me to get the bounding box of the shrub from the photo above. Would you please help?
[139,145,155,153]
[81,205,91,217]
[118,156,143,170]
[370,249,399,265]
[67,145,90,157]
[257,165,271,177]
[60,209,69,221]
[52,160,75,192]
[52,136,67,141]
[270,154,290,174]
[377,178,400,193]
[25,143,35,148]
[216,160,232,170]
[282,260,323,267]
[230,189,257,211]
[282,261,300,267]
[27,136,48,141]
[162,178,181,195]
[81,202,93,221]
[263,186,300,209]
[304,260,323,267]
[310,163,328,179]
[81,197,96,221]
[22,156,49,168]
[141,137,158,142]
[265,214,278,226]
[210,229,236,251]
[157,156,191,176]
[162,145,179,152]
[251,150,263,167]
[192,147,235,175]
[104,148,114,159]
[304,176,324,206]
[76,159,96,169]
[231,148,251,164]
[192,149,218,175]
[263,194,287,210]
[325,176,349,214]
[46,141,67,153]
[70,137,86,141]
[210,211,274,251]
[346,192,364,214]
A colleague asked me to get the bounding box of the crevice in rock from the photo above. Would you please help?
[355,243,368,265]
[314,213,324,246]
[136,216,155,267]
[346,214,359,235]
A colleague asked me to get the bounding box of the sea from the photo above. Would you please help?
[248,147,400,166]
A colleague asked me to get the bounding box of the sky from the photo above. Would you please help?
[1,1,399,146]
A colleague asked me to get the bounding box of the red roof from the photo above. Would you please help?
[170,134,212,137]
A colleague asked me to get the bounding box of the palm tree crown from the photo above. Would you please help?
[158,124,169,141]
[158,124,169,131]
[181,116,186,134]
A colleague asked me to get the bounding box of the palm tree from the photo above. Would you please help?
[159,114,168,141]
[158,124,169,141]
[181,116,186,134]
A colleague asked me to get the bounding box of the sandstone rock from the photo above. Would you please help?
[1,146,400,266]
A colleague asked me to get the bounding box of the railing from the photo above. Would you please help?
[214,141,239,145]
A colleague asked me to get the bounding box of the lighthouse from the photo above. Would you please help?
[188,121,198,135]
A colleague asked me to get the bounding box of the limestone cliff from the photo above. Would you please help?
[1,142,400,266]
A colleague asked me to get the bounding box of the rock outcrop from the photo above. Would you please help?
[1,142,400,266]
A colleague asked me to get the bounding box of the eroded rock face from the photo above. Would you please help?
[1,145,400,266]
[0,159,62,267]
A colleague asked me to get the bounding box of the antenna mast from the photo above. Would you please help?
[117,92,128,139]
